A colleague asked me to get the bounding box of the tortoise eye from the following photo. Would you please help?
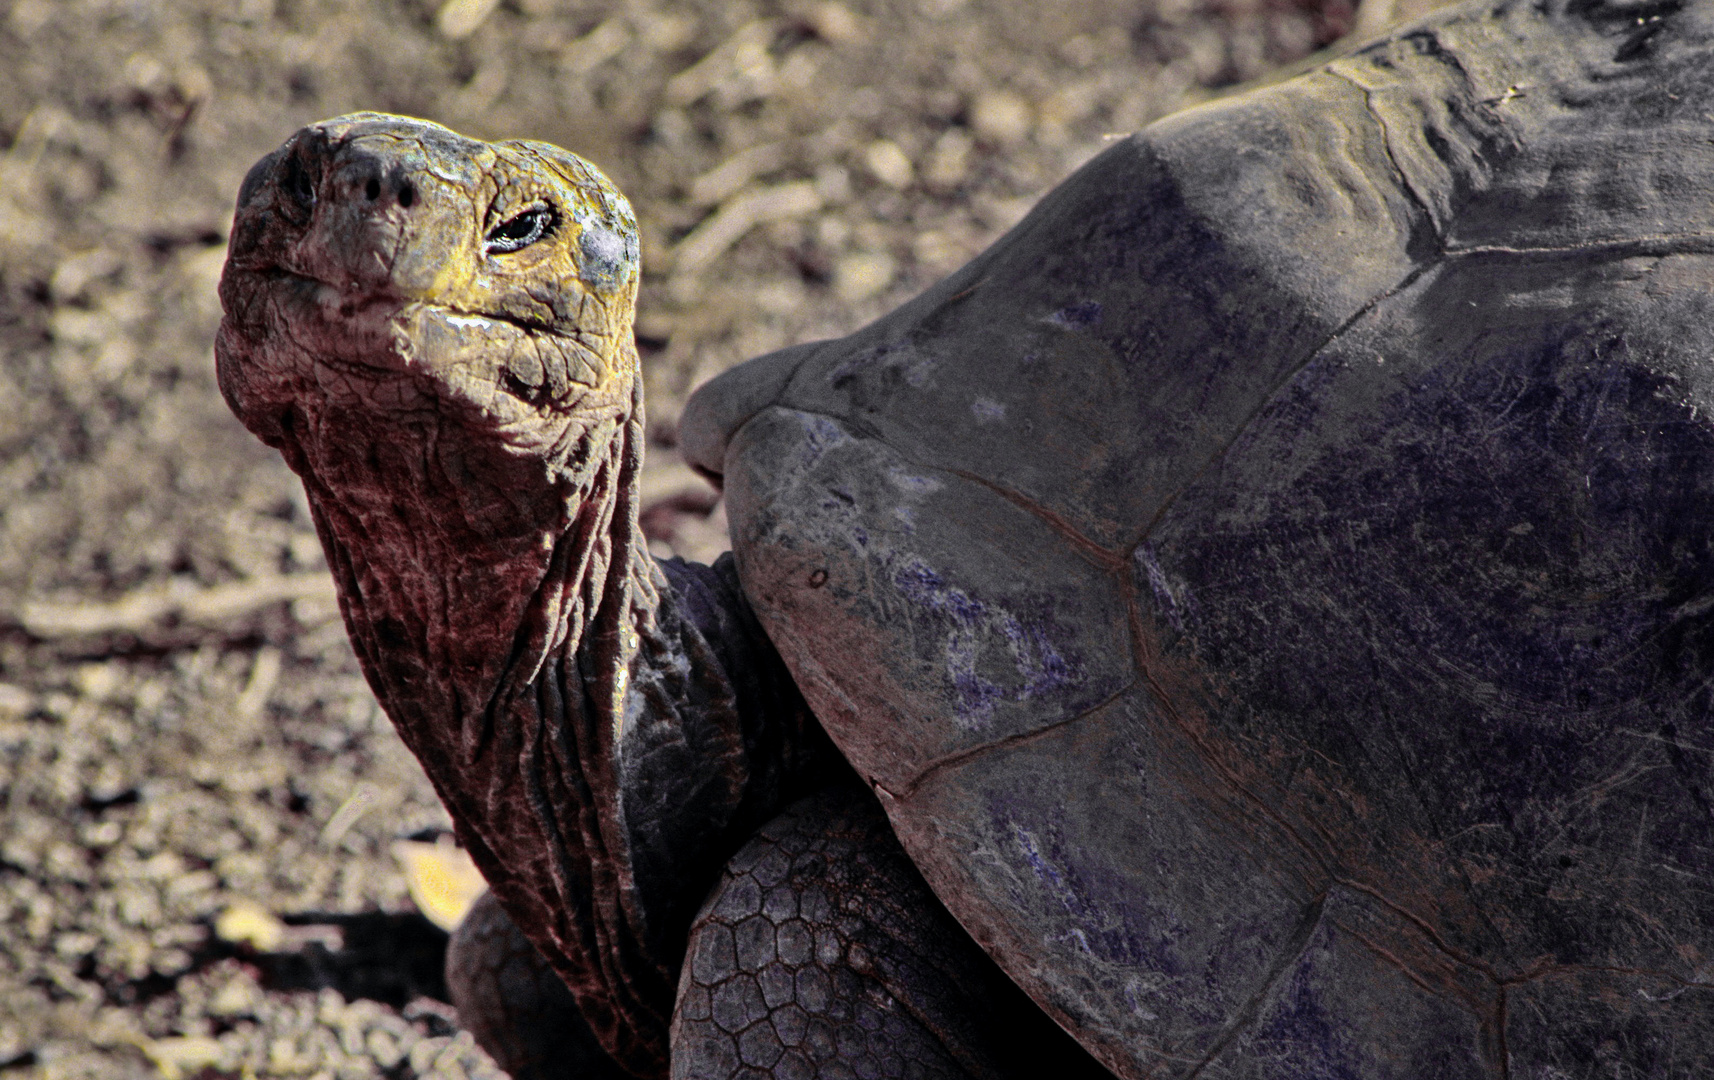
[486,204,555,254]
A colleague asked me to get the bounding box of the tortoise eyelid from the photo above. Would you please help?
[485,201,557,255]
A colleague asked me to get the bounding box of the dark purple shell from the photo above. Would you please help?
[681,1,1714,1075]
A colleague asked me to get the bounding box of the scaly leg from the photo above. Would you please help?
[671,783,1112,1080]
[445,889,628,1080]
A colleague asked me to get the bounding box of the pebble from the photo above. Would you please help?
[862,139,915,190]
[971,90,1035,145]
[835,252,897,303]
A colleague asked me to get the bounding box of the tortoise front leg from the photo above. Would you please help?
[445,889,629,1080]
[671,783,1112,1080]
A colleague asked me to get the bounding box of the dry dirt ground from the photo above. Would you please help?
[0,0,1380,1075]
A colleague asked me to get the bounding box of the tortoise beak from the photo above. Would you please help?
[227,113,488,303]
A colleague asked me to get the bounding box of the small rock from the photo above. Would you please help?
[214,901,286,951]
[49,250,122,306]
[805,2,864,45]
[0,683,33,715]
[560,18,629,75]
[435,0,500,40]
[835,253,896,303]
[814,163,852,204]
[207,972,261,1017]
[140,1035,222,1080]
[392,839,487,932]
[635,11,698,54]
[971,90,1034,145]
[863,140,914,189]
[924,129,973,188]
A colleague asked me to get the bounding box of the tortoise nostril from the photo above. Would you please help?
[365,178,381,201]
[281,153,315,211]
[399,182,415,209]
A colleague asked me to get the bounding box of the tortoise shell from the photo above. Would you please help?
[681,0,1714,1074]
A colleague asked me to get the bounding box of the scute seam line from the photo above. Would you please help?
[944,468,1127,572]
[1184,893,1329,1079]
[1121,256,1439,558]
[886,679,1139,800]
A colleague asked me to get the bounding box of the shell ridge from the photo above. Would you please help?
[1329,26,1504,236]
[1443,232,1714,258]
[1141,243,1714,547]
[1128,131,1714,565]
[678,338,829,479]
[1324,65,1448,249]
[940,468,1125,571]
[1337,0,1714,252]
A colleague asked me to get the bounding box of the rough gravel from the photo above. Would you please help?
[0,0,1369,1076]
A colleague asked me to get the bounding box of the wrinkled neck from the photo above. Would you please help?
[294,380,826,1078]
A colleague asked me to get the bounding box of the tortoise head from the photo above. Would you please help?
[216,114,647,699]
[216,112,642,541]
[216,120,683,1069]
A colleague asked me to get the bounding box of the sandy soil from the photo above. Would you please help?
[0,0,1368,1075]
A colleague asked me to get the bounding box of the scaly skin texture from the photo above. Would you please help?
[216,114,831,1076]
[446,889,628,1080]
[672,783,1112,1080]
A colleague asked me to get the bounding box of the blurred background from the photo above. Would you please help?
[0,0,1426,1075]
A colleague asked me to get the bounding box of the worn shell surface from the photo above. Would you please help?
[682,0,1714,1076]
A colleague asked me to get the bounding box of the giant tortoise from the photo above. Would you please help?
[215,0,1714,1075]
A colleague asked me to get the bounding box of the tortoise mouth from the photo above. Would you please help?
[227,262,609,395]
[216,264,623,473]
